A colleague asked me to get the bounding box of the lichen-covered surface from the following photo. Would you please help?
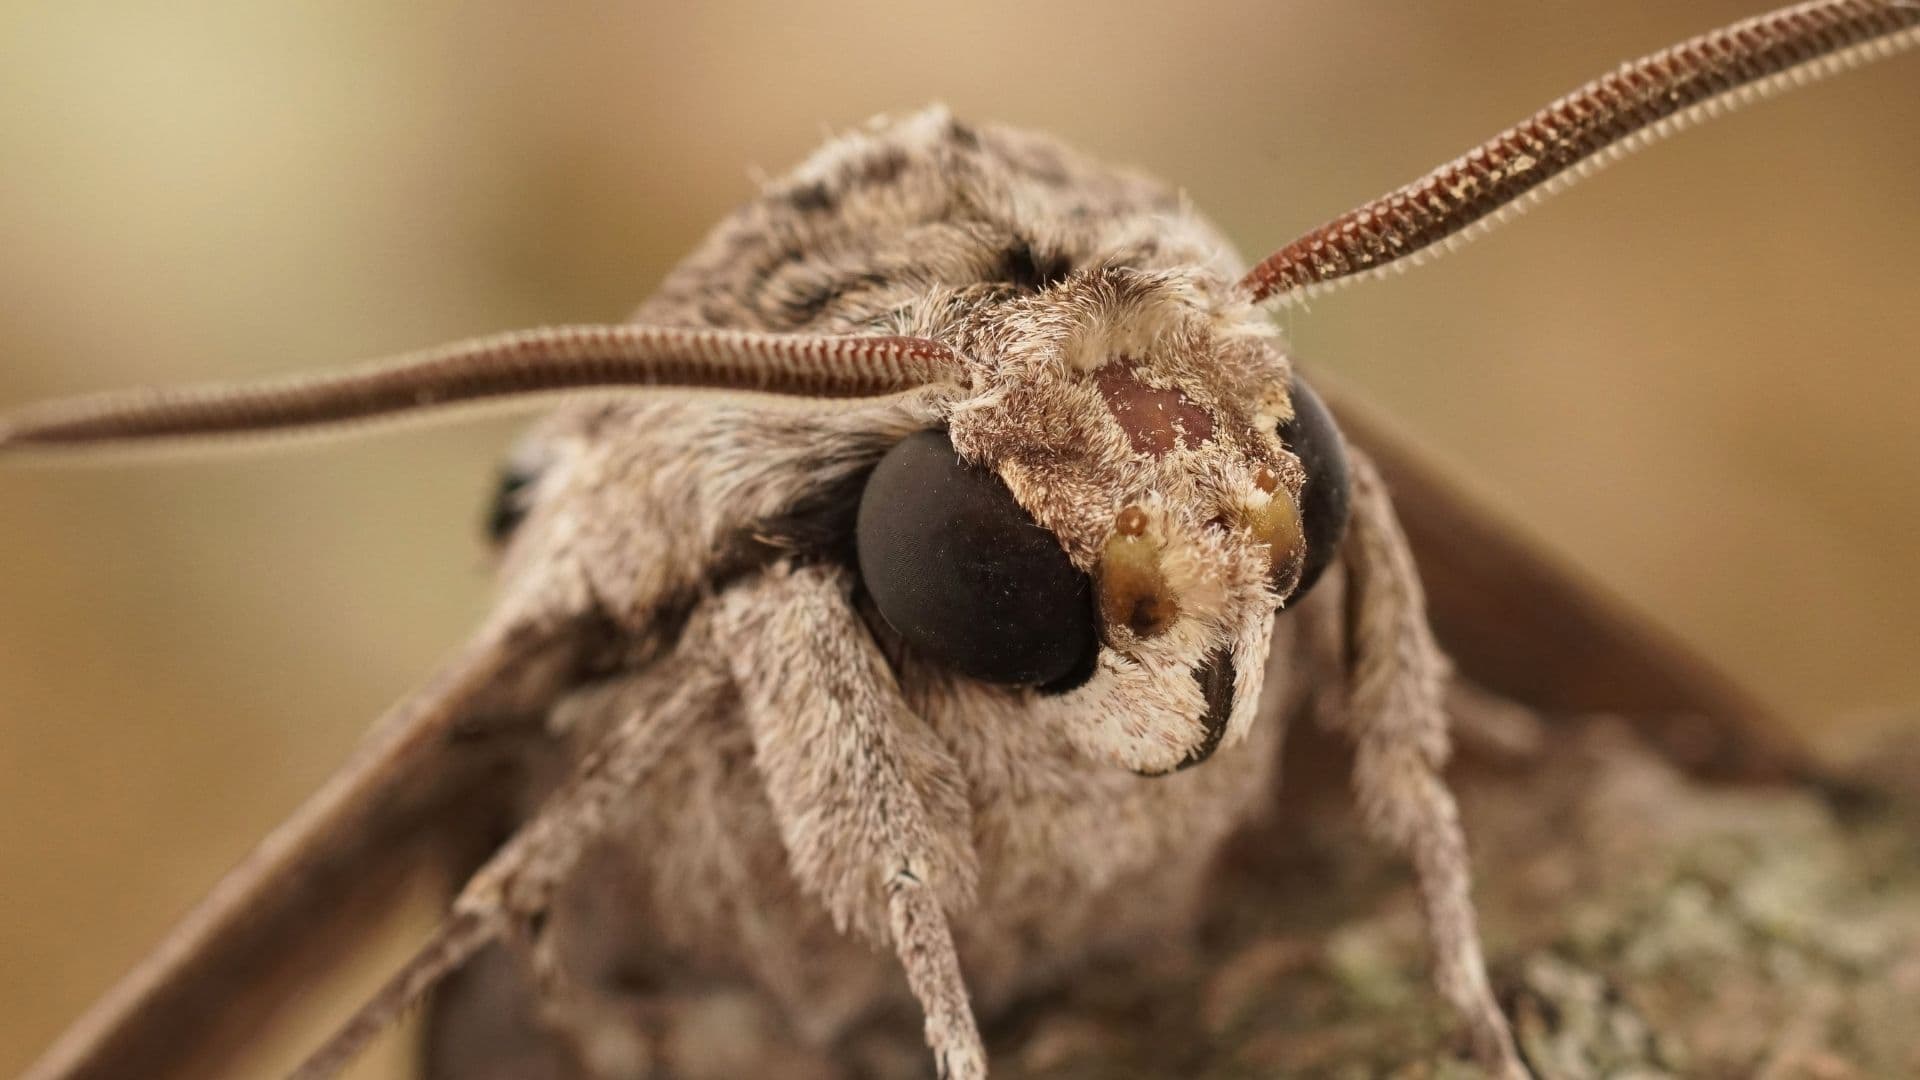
[924,718,1920,1079]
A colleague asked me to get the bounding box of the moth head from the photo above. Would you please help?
[855,269,1351,774]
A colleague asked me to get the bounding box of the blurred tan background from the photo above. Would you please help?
[1,4,1915,1076]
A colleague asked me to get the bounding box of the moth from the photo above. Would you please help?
[5,2,1914,1077]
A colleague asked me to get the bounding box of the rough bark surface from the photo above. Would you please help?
[862,716,1920,1080]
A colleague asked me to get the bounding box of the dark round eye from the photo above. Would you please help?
[1278,378,1351,600]
[856,429,1097,689]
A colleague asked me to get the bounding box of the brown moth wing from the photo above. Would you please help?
[1312,374,1807,782]
[22,619,593,1080]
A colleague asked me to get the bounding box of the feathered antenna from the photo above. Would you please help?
[1239,0,1920,306]
[0,325,963,455]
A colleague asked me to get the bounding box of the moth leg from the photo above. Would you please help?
[712,562,985,1080]
[1336,451,1527,1079]
[886,871,983,1080]
[291,655,729,1079]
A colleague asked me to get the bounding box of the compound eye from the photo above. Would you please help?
[856,430,1097,689]
[1277,378,1351,600]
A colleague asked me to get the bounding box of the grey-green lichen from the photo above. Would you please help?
[954,718,1920,1079]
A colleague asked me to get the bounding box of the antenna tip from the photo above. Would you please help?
[0,408,69,457]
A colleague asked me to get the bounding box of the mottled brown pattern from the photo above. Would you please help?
[385,105,1520,1079]
[1094,364,1214,457]
[12,2,1913,1071]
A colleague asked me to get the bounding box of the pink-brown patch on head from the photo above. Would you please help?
[1095,364,1213,458]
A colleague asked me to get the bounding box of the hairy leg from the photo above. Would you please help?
[1337,451,1526,1079]
[291,653,729,1078]
[713,562,985,1080]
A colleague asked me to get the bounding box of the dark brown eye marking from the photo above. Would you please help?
[1095,365,1214,457]
[999,237,1073,292]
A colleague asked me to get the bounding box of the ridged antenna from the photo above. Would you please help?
[0,325,963,454]
[1239,0,1920,305]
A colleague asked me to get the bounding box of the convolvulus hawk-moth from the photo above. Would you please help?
[3,3,1915,1077]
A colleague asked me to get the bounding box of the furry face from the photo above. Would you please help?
[489,111,1329,782]
[938,269,1306,774]
[507,108,1327,778]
